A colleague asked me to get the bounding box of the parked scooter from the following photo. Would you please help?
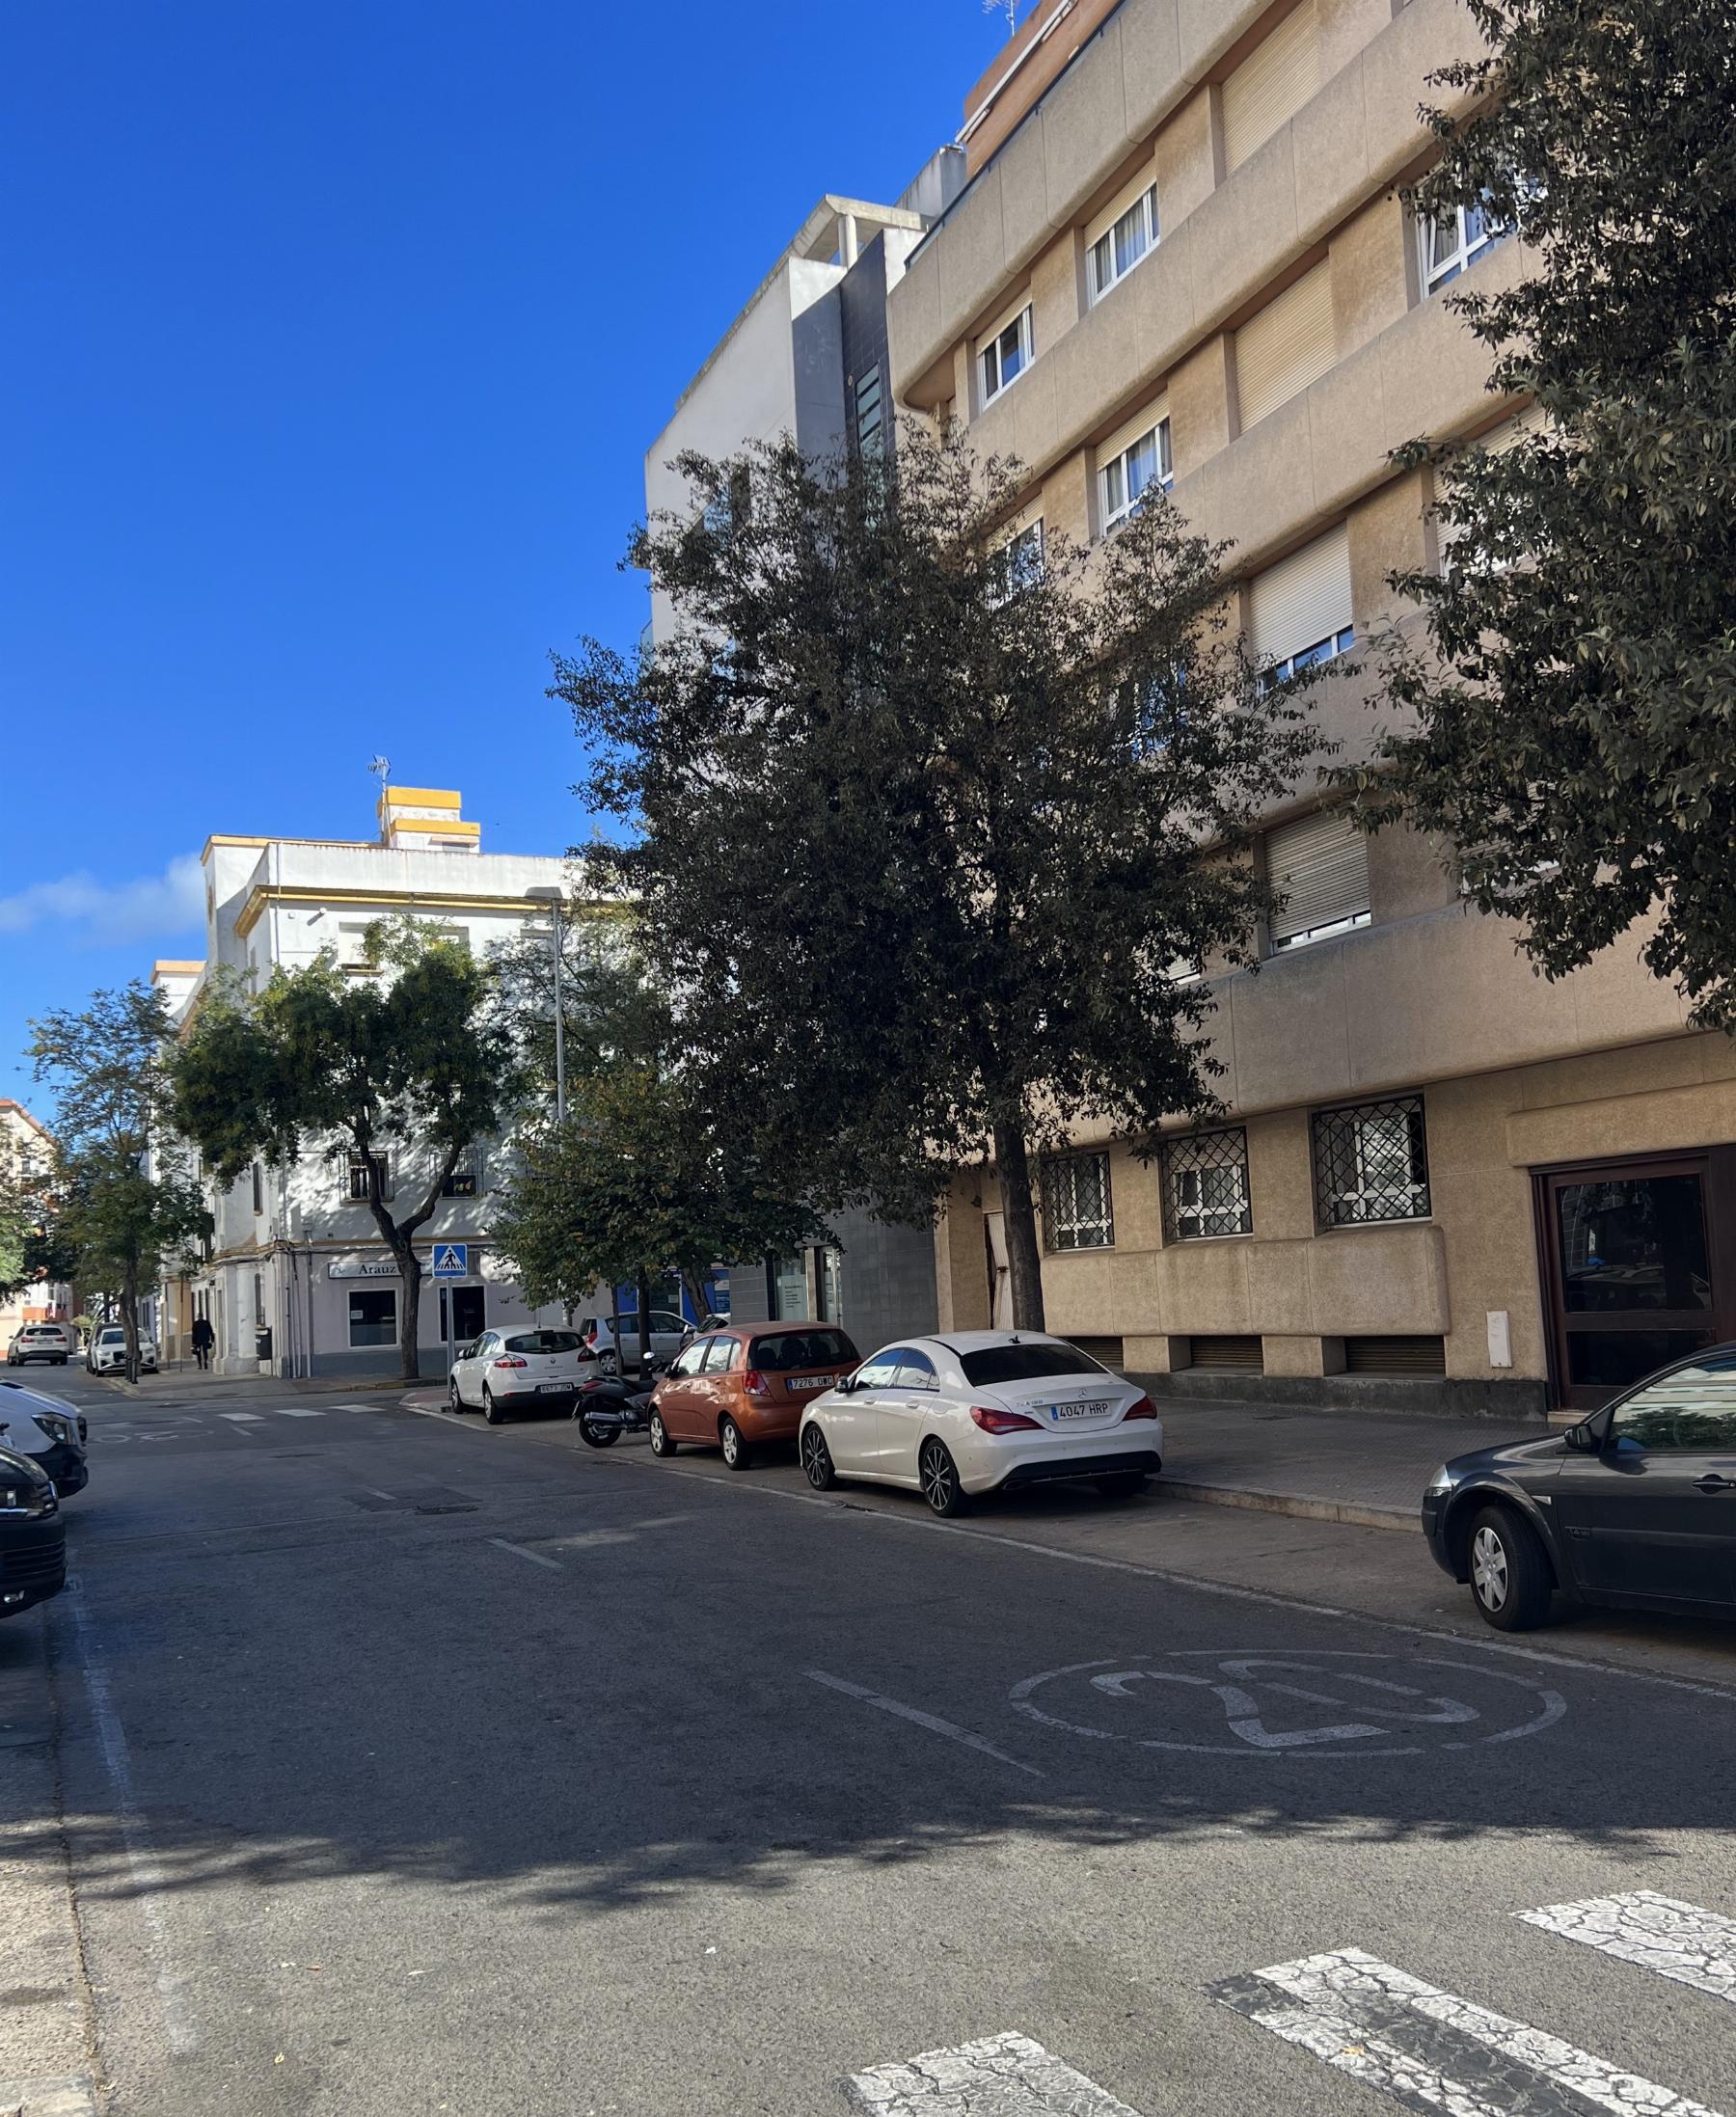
[572,1360,665,1448]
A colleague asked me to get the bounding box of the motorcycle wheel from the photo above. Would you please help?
[578,1419,620,1449]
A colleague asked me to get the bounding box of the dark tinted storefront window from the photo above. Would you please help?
[1556,1175,1711,1312]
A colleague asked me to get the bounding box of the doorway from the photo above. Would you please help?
[1535,1151,1735,1409]
[984,1213,1012,1329]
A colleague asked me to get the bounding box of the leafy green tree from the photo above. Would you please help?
[169,923,517,1380]
[1348,0,1736,1024]
[489,909,823,1362]
[27,984,210,1381]
[554,423,1320,1329]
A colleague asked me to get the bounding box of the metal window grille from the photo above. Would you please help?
[1161,1129,1252,1241]
[443,1145,479,1198]
[1042,1152,1114,1251]
[1312,1097,1430,1227]
[347,1153,393,1204]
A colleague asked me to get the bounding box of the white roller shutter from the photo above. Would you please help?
[1099,394,1170,472]
[1249,524,1352,665]
[1267,806,1370,945]
[1222,0,1319,173]
[1483,399,1549,453]
[1234,262,1335,431]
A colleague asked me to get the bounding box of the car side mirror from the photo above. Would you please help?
[1563,1418,1603,1453]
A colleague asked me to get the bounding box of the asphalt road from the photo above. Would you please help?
[9,1369,1736,2117]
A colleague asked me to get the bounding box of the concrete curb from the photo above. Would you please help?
[1154,1476,1420,1534]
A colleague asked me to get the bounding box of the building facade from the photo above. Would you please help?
[889,0,1712,1418]
[0,1101,72,1347]
[152,788,582,1377]
[644,154,966,1359]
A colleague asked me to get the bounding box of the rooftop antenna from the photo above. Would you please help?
[983,0,1018,33]
[368,754,392,789]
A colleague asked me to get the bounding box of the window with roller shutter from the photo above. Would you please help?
[1234,263,1335,433]
[1439,402,1549,574]
[1221,0,1320,173]
[1266,807,1370,951]
[1096,396,1172,534]
[1249,524,1355,683]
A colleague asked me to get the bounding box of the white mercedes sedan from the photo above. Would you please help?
[798,1330,1162,1516]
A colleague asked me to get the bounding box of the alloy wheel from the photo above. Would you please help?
[1471,1524,1509,1611]
[920,1441,959,1515]
[801,1425,833,1490]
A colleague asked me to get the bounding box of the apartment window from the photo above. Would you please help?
[1439,402,1550,575]
[991,516,1044,602]
[250,1162,263,1215]
[1267,807,1371,951]
[348,1288,397,1348]
[1421,196,1509,294]
[1222,0,1320,173]
[347,1153,393,1204]
[1042,1151,1114,1252]
[854,366,885,460]
[1161,1130,1252,1242]
[1098,404,1172,533]
[1314,1097,1430,1227]
[1086,179,1159,305]
[443,1145,481,1198]
[978,301,1034,409]
[253,1272,265,1325]
[1234,262,1335,432]
[1250,525,1354,686]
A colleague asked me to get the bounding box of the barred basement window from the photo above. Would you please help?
[1042,1151,1114,1251]
[1161,1129,1252,1242]
[1313,1097,1430,1227]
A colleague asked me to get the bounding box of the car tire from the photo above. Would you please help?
[481,1385,506,1426]
[1095,1473,1149,1501]
[919,1439,970,1518]
[719,1416,752,1472]
[448,1377,466,1412]
[800,1424,836,1491]
[1467,1504,1553,1631]
[648,1410,677,1457]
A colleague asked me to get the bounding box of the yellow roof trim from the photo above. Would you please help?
[380,786,462,810]
[151,960,205,975]
[390,818,481,838]
[203,833,371,859]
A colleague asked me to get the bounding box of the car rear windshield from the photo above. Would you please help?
[748,1330,858,1372]
[503,1331,584,1355]
[958,1343,1107,1387]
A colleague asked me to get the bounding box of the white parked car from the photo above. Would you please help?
[86,1326,158,1375]
[448,1327,602,1424]
[7,1323,74,1368]
[798,1330,1163,1516]
[577,1310,690,1372]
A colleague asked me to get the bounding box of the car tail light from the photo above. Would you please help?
[743,1370,770,1399]
[1121,1394,1159,1422]
[491,1355,529,1370]
[970,1404,1044,1434]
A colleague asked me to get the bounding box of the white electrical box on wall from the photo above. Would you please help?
[1487,1310,1513,1370]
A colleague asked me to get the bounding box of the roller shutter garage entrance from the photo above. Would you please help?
[1535,1149,1736,1410]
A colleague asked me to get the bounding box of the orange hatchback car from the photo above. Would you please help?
[648,1322,860,1470]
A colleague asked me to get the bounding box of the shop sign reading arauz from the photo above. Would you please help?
[327,1259,409,1280]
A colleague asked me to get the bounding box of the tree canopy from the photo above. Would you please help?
[555,422,1322,1326]
[1349,0,1736,1025]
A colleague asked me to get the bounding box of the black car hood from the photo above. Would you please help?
[1447,1432,1570,1478]
[0,1440,52,1492]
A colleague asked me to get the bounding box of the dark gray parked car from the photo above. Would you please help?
[0,1442,65,1617]
[1424,1344,1736,1630]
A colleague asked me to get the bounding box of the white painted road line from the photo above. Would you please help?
[1520,1891,1736,2006]
[804,1669,1044,1778]
[848,2031,1143,2115]
[273,1407,325,1418]
[218,1412,263,1423]
[1211,1946,1722,2117]
[487,1536,563,1571]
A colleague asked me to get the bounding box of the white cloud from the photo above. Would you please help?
[0,855,205,947]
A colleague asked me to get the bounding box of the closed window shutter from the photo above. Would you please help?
[1222,0,1319,172]
[1267,807,1370,943]
[1483,400,1548,454]
[1249,524,1351,665]
[1234,263,1335,431]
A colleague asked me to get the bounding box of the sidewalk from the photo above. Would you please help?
[1152,1398,1540,1532]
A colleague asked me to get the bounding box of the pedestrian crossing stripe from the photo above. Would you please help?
[848,2031,1142,2115]
[1519,1892,1736,2006]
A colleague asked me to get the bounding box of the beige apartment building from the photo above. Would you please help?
[889,0,1727,1419]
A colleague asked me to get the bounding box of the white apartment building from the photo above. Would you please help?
[151,787,576,1377]
[0,1100,72,1345]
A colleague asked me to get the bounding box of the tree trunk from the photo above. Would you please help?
[680,1266,712,1327]
[396,1250,422,1381]
[635,1270,655,1378]
[991,1117,1046,1334]
[122,1262,141,1386]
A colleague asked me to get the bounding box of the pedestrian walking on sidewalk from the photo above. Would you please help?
[191,1315,214,1371]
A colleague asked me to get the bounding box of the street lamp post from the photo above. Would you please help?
[525,886,567,1126]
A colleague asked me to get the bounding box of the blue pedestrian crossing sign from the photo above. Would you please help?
[431,1243,469,1279]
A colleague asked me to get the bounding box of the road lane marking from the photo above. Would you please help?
[273,1407,325,1419]
[848,2031,1142,2115]
[487,1536,563,1571]
[1210,1947,1722,2117]
[363,1487,398,1502]
[804,1669,1043,1778]
[1520,1892,1736,2006]
[67,1588,202,2055]
[218,1412,264,1423]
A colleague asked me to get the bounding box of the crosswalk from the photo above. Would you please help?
[849,1891,1736,2117]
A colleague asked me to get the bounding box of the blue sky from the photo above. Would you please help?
[0,0,1013,1111]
